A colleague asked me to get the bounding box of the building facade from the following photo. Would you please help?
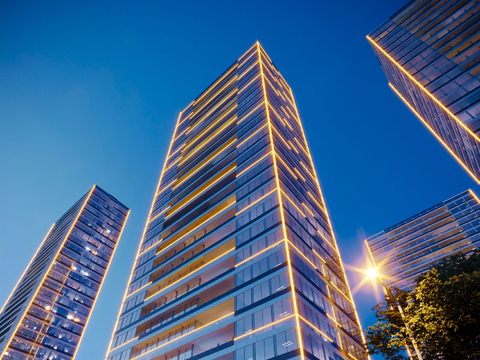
[366,189,480,290]
[368,0,480,182]
[106,43,367,360]
[0,185,129,360]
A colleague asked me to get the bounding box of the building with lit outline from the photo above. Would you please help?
[0,185,129,360]
[368,0,480,183]
[105,43,367,360]
[366,189,480,290]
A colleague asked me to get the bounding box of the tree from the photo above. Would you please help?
[365,250,480,359]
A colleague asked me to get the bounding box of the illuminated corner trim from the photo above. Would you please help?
[105,110,184,358]
[1,185,96,360]
[287,73,370,358]
[469,189,480,204]
[389,83,480,184]
[367,35,480,143]
[0,223,55,316]
[256,42,305,360]
[71,209,130,360]
[129,312,235,360]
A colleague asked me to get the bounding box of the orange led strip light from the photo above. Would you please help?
[287,72,371,358]
[233,314,295,340]
[149,202,234,258]
[165,165,237,221]
[236,101,266,125]
[367,35,480,143]
[195,64,237,105]
[298,315,333,342]
[235,240,284,267]
[236,151,272,178]
[389,83,480,184]
[236,188,277,216]
[237,124,268,148]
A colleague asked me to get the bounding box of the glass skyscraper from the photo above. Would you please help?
[0,185,129,360]
[366,189,480,290]
[368,0,480,183]
[106,43,367,360]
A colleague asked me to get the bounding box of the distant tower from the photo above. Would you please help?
[106,43,367,360]
[366,190,480,290]
[368,0,480,183]
[0,185,129,360]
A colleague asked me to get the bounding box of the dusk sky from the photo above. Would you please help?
[1,1,477,359]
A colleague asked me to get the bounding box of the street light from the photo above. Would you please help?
[365,266,423,360]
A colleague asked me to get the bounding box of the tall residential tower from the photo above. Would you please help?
[366,190,480,290]
[0,185,129,360]
[368,0,480,182]
[106,43,367,360]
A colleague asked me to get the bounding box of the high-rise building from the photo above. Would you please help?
[365,189,480,290]
[367,0,480,183]
[106,43,367,360]
[0,185,129,360]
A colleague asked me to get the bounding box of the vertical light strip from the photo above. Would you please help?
[257,42,305,360]
[0,185,96,360]
[0,222,55,316]
[288,82,370,358]
[105,111,185,358]
[72,209,130,360]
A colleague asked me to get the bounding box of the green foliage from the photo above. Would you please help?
[365,250,480,359]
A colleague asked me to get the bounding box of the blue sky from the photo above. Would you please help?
[1,1,477,359]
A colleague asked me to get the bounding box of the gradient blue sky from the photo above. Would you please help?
[1,1,477,359]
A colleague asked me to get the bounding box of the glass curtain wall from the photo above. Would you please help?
[106,43,366,360]
[367,0,480,182]
[0,185,129,360]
